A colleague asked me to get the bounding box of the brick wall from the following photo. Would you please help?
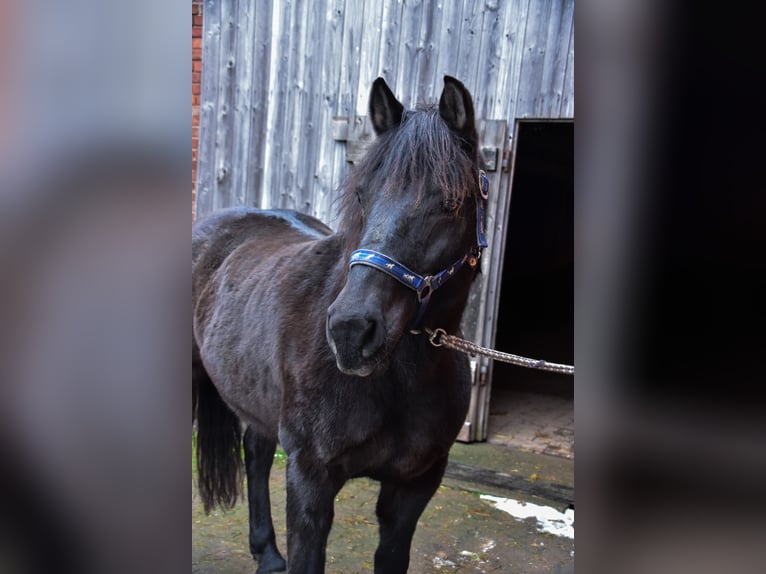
[192,1,203,221]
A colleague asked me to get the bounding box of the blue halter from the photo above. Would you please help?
[349,170,490,330]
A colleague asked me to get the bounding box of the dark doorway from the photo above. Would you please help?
[492,121,574,398]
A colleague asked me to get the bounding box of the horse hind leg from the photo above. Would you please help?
[244,426,286,573]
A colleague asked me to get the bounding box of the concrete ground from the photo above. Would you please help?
[485,388,574,460]
[192,392,574,573]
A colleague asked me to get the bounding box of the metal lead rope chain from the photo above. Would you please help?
[423,328,575,375]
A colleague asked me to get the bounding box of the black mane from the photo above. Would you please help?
[338,104,477,243]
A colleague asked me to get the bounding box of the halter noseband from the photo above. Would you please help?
[349,170,490,330]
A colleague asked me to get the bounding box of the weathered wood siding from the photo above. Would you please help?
[196,0,574,223]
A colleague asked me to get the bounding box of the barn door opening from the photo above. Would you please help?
[485,120,574,455]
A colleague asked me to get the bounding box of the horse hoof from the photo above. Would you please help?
[254,547,286,573]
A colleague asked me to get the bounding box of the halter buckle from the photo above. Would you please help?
[417,276,433,303]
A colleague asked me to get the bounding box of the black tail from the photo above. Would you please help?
[193,366,243,514]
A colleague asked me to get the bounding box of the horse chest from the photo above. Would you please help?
[311,392,453,481]
[339,431,445,483]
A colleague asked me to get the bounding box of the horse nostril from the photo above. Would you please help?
[360,317,383,359]
[328,310,384,360]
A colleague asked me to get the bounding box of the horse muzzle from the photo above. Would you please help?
[326,304,386,377]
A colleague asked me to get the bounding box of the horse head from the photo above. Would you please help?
[327,76,485,377]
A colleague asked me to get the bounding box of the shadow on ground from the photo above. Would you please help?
[192,442,574,573]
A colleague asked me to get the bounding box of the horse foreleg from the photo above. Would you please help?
[244,426,286,573]
[284,454,341,574]
[373,457,448,574]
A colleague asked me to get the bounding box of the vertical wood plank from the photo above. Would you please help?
[394,0,424,105]
[308,0,332,223]
[230,0,254,207]
[561,13,575,118]
[455,0,483,90]
[335,0,364,213]
[536,0,563,116]
[355,0,385,114]
[537,0,572,117]
[196,0,222,217]
[415,0,441,104]
[377,0,403,83]
[516,0,552,118]
[476,119,512,440]
[489,0,514,120]
[213,0,237,210]
[319,0,348,227]
[263,1,291,209]
[551,0,574,118]
[458,119,508,441]
[282,0,310,211]
[471,0,503,119]
[503,0,531,126]
[435,0,463,78]
[337,0,362,119]
[250,1,274,208]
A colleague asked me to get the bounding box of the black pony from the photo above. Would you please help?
[193,76,487,573]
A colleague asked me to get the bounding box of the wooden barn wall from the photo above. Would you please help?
[195,0,574,222]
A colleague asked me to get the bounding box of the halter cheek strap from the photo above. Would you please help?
[349,170,490,329]
[476,170,489,249]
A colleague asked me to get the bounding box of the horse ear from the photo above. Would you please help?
[439,76,478,151]
[369,77,405,135]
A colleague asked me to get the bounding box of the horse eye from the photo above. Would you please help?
[355,190,362,204]
[442,198,462,212]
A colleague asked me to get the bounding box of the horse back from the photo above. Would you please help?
[193,207,335,347]
[193,207,331,289]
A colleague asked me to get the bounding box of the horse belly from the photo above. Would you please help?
[197,288,284,438]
